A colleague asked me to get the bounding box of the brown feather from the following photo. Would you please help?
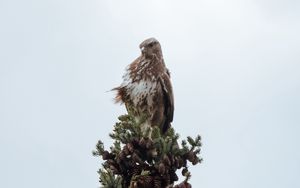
[158,74,174,133]
[112,87,126,103]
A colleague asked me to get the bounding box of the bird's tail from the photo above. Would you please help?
[111,86,126,104]
[162,122,171,134]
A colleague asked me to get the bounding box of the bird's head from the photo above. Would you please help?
[139,38,162,58]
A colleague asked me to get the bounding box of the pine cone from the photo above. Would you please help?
[177,158,184,169]
[137,175,153,188]
[131,167,142,177]
[127,142,134,153]
[109,164,120,174]
[192,157,200,165]
[132,153,144,165]
[129,181,139,188]
[123,145,130,156]
[187,151,196,162]
[106,159,116,166]
[139,137,147,148]
[153,176,162,188]
[146,148,157,158]
[131,138,140,147]
[174,157,180,168]
[173,182,192,188]
[170,169,178,182]
[162,174,171,187]
[102,150,111,160]
[145,139,153,149]
[163,154,171,166]
[158,163,166,175]
[118,151,126,161]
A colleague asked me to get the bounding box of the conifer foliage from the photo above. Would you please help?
[93,115,202,188]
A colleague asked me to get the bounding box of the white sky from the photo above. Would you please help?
[0,0,300,187]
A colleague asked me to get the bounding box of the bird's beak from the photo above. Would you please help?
[141,46,145,53]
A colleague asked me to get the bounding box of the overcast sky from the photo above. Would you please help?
[0,0,300,187]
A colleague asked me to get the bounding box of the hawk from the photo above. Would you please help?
[113,38,174,134]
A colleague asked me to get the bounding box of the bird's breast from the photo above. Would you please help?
[127,79,158,107]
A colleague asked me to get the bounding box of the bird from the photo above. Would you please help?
[113,38,174,134]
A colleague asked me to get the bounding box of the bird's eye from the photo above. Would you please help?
[148,43,153,48]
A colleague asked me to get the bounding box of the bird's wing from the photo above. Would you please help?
[158,73,174,132]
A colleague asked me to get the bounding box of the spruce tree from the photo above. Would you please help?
[93,114,202,188]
